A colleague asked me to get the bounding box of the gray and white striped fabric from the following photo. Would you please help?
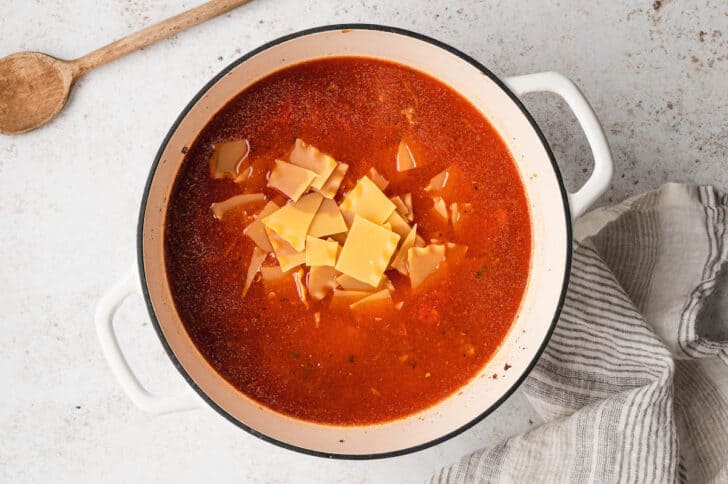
[430,183,728,483]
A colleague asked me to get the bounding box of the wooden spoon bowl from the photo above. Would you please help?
[0,52,76,134]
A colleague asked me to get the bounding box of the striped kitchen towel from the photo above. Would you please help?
[430,183,728,483]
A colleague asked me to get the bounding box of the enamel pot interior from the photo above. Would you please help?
[139,25,570,458]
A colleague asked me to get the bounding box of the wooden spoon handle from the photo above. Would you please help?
[70,0,252,76]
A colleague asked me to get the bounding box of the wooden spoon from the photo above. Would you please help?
[0,0,251,135]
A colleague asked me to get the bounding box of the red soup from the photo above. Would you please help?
[165,57,531,425]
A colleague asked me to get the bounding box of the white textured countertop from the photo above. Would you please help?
[2,1,727,482]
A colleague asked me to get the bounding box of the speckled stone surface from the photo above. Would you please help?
[1,1,726,482]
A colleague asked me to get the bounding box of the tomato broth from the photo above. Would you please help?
[165,57,531,425]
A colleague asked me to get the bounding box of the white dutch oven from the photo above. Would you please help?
[95,25,612,458]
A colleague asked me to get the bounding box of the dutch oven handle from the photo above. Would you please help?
[95,266,201,414]
[504,71,614,220]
